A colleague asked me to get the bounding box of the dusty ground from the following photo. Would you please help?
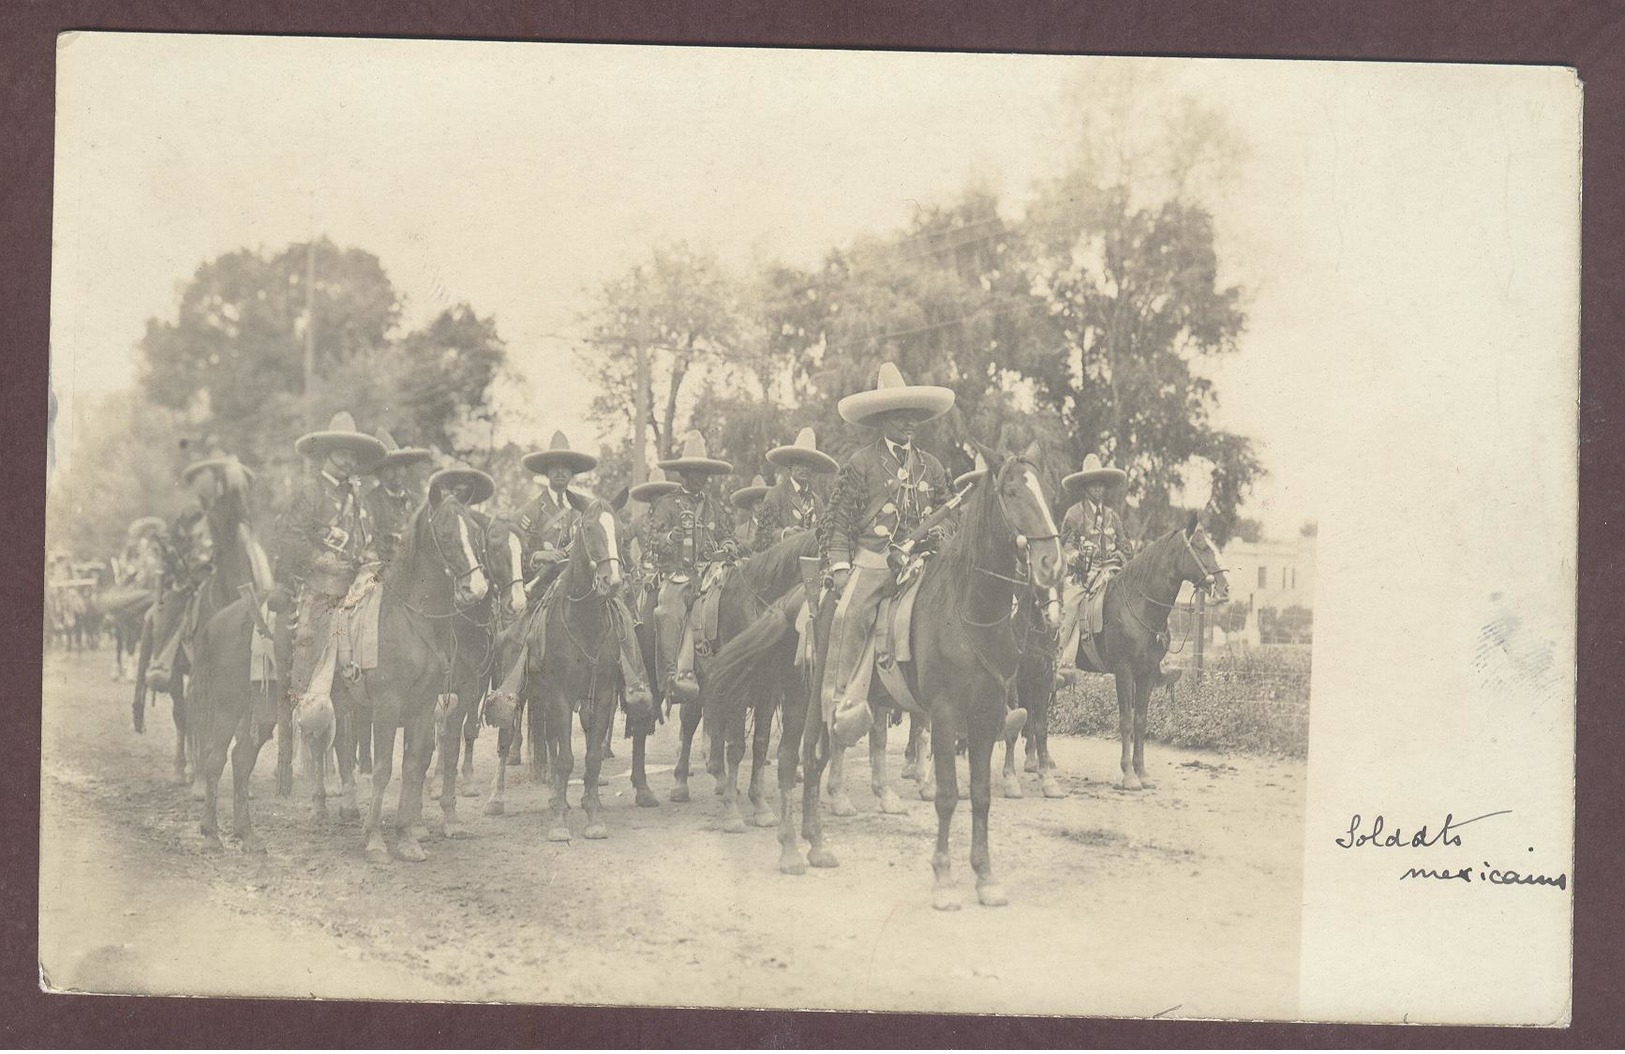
[39,649,1306,1019]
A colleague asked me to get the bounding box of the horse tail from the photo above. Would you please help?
[707,589,805,716]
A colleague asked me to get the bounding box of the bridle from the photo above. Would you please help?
[966,460,1063,632]
[563,509,623,603]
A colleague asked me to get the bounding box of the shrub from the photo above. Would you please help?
[1048,649,1310,757]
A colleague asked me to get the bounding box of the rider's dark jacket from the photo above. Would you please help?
[819,439,948,570]
[643,486,735,575]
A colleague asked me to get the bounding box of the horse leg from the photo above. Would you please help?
[363,714,396,864]
[929,718,961,911]
[917,719,937,801]
[1132,670,1156,789]
[968,718,1007,907]
[507,697,525,766]
[545,695,573,842]
[394,709,433,861]
[901,712,922,781]
[777,672,810,873]
[457,709,480,799]
[356,704,373,775]
[484,718,510,816]
[131,618,152,734]
[747,695,777,828]
[670,696,701,803]
[631,722,658,808]
[718,705,747,834]
[824,743,857,816]
[198,707,229,854]
[438,699,467,840]
[1002,726,1024,799]
[172,682,191,788]
[581,698,610,840]
[334,694,360,824]
[1037,700,1065,798]
[231,715,270,854]
[870,717,907,815]
[1115,670,1142,791]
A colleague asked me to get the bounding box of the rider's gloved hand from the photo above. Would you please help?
[825,566,851,594]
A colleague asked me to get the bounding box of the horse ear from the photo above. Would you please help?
[969,437,1002,471]
[610,486,629,513]
[1185,509,1200,537]
[565,489,589,513]
[1021,439,1042,465]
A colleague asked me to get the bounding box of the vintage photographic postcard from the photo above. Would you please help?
[40,34,1576,1025]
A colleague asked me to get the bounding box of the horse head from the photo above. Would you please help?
[1180,511,1230,604]
[979,441,1065,625]
[483,515,528,618]
[428,496,490,606]
[566,489,625,598]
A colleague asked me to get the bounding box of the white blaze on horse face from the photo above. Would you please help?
[457,513,489,599]
[506,532,527,614]
[1020,467,1064,587]
[239,523,275,594]
[1021,468,1059,537]
[599,511,623,588]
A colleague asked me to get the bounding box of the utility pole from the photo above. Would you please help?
[631,265,650,491]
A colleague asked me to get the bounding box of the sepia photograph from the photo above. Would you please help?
[40,35,1575,1024]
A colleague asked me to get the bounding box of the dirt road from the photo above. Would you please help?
[39,650,1305,1019]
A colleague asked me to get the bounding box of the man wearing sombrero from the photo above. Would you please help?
[645,430,739,704]
[730,474,770,550]
[1055,453,1131,682]
[821,363,954,746]
[752,427,837,553]
[363,430,432,565]
[515,431,598,589]
[271,412,386,728]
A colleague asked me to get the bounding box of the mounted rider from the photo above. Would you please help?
[644,430,739,705]
[271,412,386,723]
[118,517,167,590]
[145,449,241,693]
[362,430,432,566]
[752,427,837,552]
[515,431,597,590]
[729,475,770,551]
[1054,453,1130,683]
[820,362,954,747]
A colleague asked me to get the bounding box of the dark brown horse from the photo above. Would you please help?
[472,513,530,816]
[709,445,1064,909]
[1067,512,1229,789]
[694,530,821,832]
[523,492,633,842]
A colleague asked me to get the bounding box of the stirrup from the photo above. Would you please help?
[669,672,700,705]
[830,696,873,750]
[341,662,363,684]
[1053,666,1079,689]
[1001,707,1028,739]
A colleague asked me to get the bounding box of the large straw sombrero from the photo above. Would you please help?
[180,448,252,486]
[656,430,733,476]
[522,431,599,476]
[836,362,955,428]
[629,467,680,504]
[428,466,495,507]
[127,516,167,539]
[295,411,387,468]
[371,429,432,472]
[1062,453,1127,496]
[766,427,838,474]
[730,474,770,510]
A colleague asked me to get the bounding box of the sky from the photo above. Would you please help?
[49,37,1580,541]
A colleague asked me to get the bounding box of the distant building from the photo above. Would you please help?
[1220,536,1316,614]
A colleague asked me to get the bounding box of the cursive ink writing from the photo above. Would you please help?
[1335,810,1511,849]
[1400,859,1567,890]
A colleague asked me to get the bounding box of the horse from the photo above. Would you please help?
[1066,512,1229,789]
[693,530,821,833]
[134,472,267,792]
[709,444,1064,909]
[521,492,634,842]
[464,513,529,814]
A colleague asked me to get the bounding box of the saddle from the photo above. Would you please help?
[338,568,386,675]
[688,559,731,658]
[869,568,928,717]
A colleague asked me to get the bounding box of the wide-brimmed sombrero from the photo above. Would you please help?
[295,411,387,468]
[179,448,253,486]
[730,474,770,510]
[656,430,733,476]
[428,466,495,507]
[1062,453,1128,496]
[836,362,955,428]
[522,431,598,476]
[766,427,838,474]
[629,467,680,504]
[127,516,166,539]
[371,429,432,473]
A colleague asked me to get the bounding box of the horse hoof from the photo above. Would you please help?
[932,888,963,912]
[396,841,428,863]
[189,784,206,803]
[900,761,918,782]
[598,775,610,788]
[1119,776,1143,791]
[358,762,372,776]
[1023,756,1039,774]
[339,805,361,822]
[876,792,909,816]
[751,809,776,828]
[442,821,467,839]
[365,845,390,866]
[546,826,572,843]
[458,782,479,799]
[201,834,223,854]
[583,823,608,840]
[919,784,936,802]
[483,800,505,816]
[172,769,188,787]
[807,846,839,869]
[505,753,523,767]
[239,834,267,855]
[828,794,857,817]
[670,785,690,804]
[780,854,808,876]
[721,816,747,835]
[635,788,659,808]
[1002,776,1024,799]
[1041,776,1067,799]
[977,883,1009,907]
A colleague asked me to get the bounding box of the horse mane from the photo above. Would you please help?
[740,530,819,594]
[1114,525,1183,598]
[384,498,435,591]
[939,460,1007,587]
